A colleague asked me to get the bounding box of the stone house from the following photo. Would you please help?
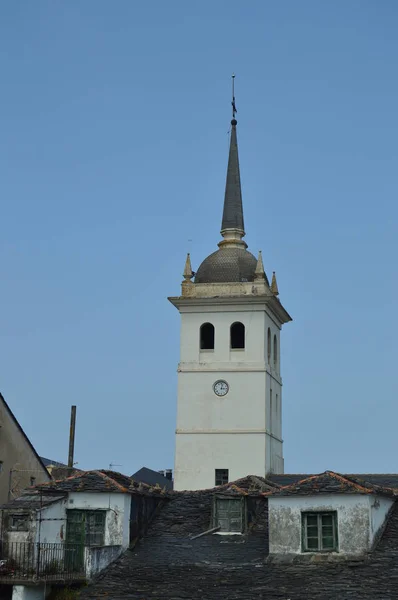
[0,393,50,506]
[0,470,166,600]
[78,471,398,599]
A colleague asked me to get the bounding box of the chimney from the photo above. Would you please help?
[68,405,77,469]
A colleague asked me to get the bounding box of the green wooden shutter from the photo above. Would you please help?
[215,498,244,533]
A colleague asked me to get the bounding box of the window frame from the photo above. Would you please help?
[273,334,278,368]
[213,496,246,533]
[267,328,271,363]
[302,511,338,553]
[10,513,30,531]
[66,509,106,547]
[215,469,229,486]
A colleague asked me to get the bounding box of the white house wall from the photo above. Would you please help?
[36,499,67,544]
[121,494,131,548]
[33,492,131,550]
[68,492,129,548]
[268,494,374,555]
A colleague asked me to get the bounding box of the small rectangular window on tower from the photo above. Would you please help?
[215,469,229,486]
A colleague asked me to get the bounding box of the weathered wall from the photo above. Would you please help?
[174,301,284,490]
[85,545,122,578]
[370,495,393,545]
[3,511,37,545]
[0,398,50,506]
[4,493,131,550]
[36,499,67,544]
[66,492,130,548]
[268,494,374,555]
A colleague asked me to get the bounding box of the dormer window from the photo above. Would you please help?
[213,497,245,533]
[302,511,338,552]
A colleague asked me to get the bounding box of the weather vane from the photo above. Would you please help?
[231,73,237,119]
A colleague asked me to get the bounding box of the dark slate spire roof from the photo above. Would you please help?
[194,116,258,285]
[221,119,245,234]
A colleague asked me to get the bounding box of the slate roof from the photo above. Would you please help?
[40,457,66,468]
[263,471,398,497]
[221,119,244,233]
[79,488,398,600]
[268,472,398,488]
[35,470,133,494]
[132,467,173,491]
[194,117,259,285]
[31,469,168,497]
[194,247,258,284]
[214,474,279,495]
[1,492,65,511]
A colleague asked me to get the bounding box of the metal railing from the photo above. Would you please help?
[0,542,87,582]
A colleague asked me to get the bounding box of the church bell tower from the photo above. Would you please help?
[169,83,292,491]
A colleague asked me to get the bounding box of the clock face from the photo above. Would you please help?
[213,380,229,397]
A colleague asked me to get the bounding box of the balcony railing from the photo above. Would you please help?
[0,542,87,583]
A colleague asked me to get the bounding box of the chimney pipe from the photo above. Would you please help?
[68,405,77,469]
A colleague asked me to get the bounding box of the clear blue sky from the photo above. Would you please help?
[1,1,397,476]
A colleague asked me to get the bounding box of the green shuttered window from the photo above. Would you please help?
[302,511,338,552]
[66,510,106,546]
[213,497,245,533]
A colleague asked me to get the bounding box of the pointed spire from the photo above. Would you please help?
[183,253,193,280]
[254,251,265,280]
[220,75,245,242]
[221,120,245,236]
[271,271,279,296]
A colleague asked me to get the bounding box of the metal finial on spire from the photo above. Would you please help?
[231,74,237,120]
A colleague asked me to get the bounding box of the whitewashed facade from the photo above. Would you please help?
[268,493,393,555]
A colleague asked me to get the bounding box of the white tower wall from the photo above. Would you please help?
[171,296,286,490]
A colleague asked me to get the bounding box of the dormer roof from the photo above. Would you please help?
[263,470,397,497]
